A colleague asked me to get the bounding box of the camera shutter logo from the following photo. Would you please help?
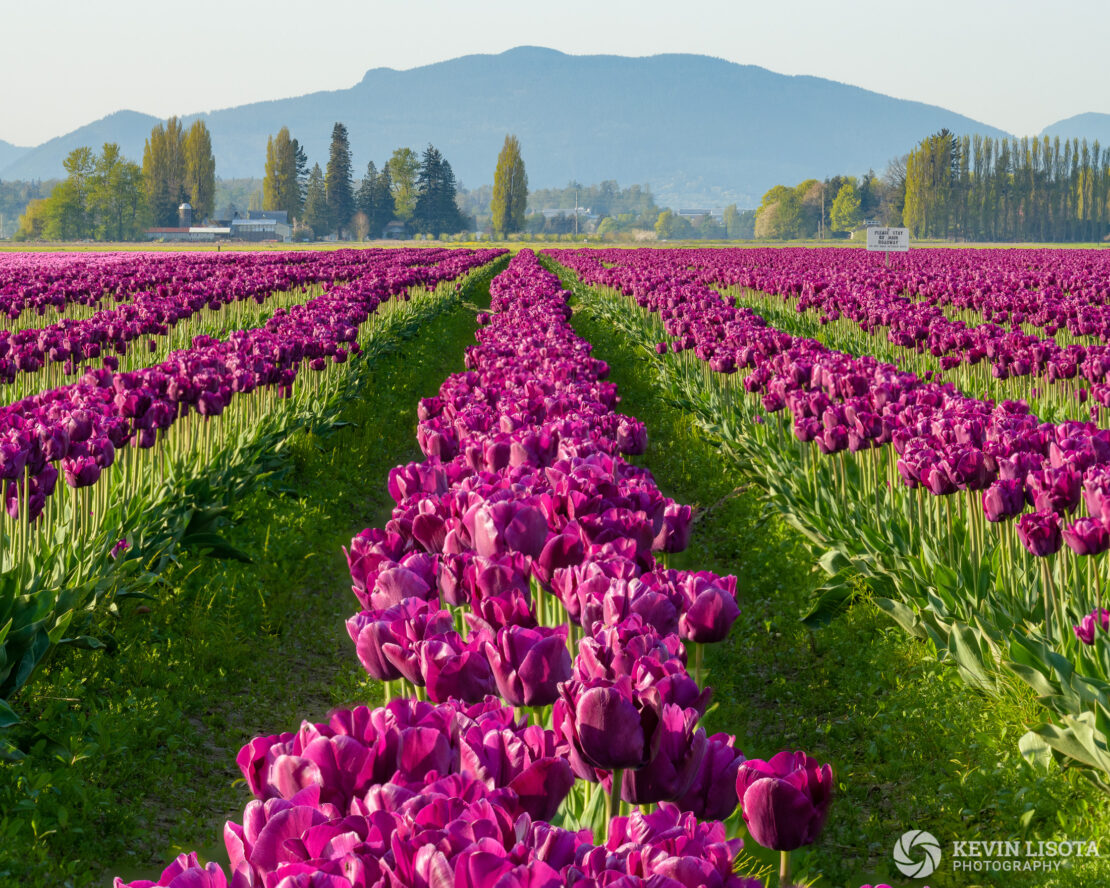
[894,829,942,878]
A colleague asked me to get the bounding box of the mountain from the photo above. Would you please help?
[0,139,29,171]
[1,110,161,182]
[1,47,1013,207]
[1041,113,1110,146]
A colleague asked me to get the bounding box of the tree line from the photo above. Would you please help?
[15,118,216,241]
[752,171,904,241]
[903,129,1110,242]
[262,124,469,239]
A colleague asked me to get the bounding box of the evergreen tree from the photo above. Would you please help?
[413,145,465,235]
[183,120,216,221]
[324,122,355,237]
[356,161,396,238]
[491,134,528,235]
[303,163,328,237]
[293,138,309,213]
[142,117,186,226]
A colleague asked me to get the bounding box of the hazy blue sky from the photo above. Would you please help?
[3,0,1106,145]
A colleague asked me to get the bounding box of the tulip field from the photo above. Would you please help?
[549,245,1110,790]
[0,247,503,732]
[5,243,1110,888]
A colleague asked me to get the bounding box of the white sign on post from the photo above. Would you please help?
[866,227,909,252]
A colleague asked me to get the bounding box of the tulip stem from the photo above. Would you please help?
[607,769,624,840]
[1097,559,1104,613]
[1042,559,1056,644]
[779,849,792,887]
[695,642,705,688]
[382,680,392,704]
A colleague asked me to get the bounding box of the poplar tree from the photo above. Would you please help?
[183,120,216,222]
[263,126,303,219]
[324,122,355,237]
[142,117,186,226]
[303,163,328,236]
[490,134,528,236]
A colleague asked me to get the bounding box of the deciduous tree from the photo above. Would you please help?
[491,135,528,236]
[387,148,419,222]
[303,163,327,237]
[183,120,215,222]
[830,182,862,233]
[142,117,186,227]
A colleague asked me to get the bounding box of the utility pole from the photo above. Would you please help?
[574,189,579,237]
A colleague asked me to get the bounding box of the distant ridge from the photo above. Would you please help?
[1041,112,1110,146]
[0,139,30,171]
[2,47,1015,206]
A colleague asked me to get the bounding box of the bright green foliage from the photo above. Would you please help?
[830,182,862,233]
[302,163,328,236]
[36,144,144,241]
[324,123,355,237]
[654,209,693,240]
[44,147,95,240]
[386,148,419,223]
[263,126,304,220]
[413,145,466,236]
[903,130,1110,241]
[754,184,802,239]
[89,144,145,241]
[142,118,187,227]
[14,198,49,240]
[491,134,528,236]
[183,121,215,222]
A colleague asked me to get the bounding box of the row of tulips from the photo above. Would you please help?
[0,249,422,327]
[0,249,503,720]
[583,246,1110,423]
[116,251,836,888]
[0,249,474,403]
[547,246,1110,787]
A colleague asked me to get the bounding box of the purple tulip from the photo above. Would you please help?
[675,732,746,820]
[554,677,655,773]
[677,573,741,644]
[1063,517,1110,556]
[1016,510,1063,557]
[616,702,707,805]
[473,500,549,559]
[113,852,228,888]
[982,478,1025,523]
[653,503,694,553]
[1027,466,1082,515]
[735,751,834,852]
[419,634,497,703]
[483,624,571,707]
[1074,608,1110,644]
